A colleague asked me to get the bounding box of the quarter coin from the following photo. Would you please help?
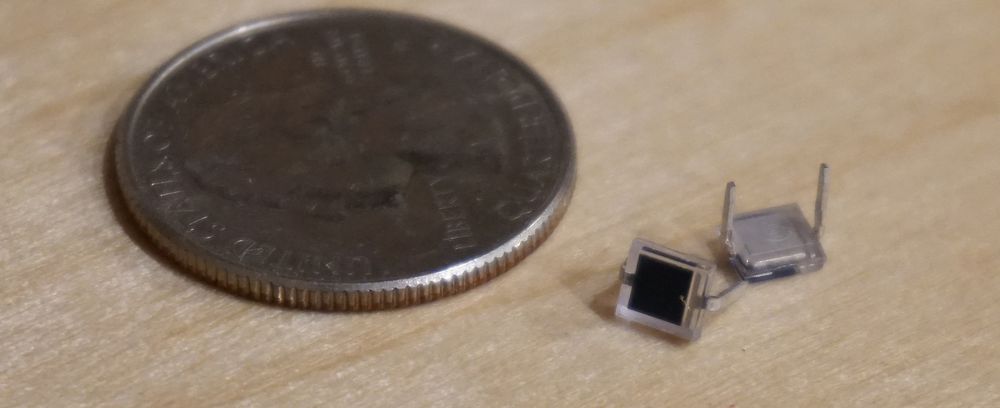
[115,10,575,310]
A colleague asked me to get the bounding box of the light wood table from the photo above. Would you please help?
[3,1,998,406]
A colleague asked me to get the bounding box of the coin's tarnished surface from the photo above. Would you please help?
[114,10,575,310]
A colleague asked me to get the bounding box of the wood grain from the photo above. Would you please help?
[2,1,998,406]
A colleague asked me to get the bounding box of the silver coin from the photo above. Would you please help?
[114,10,575,310]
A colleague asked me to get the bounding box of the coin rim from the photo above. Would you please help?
[114,9,576,310]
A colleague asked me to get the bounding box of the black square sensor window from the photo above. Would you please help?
[628,255,693,326]
[616,239,713,340]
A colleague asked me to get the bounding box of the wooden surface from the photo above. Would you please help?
[2,1,999,406]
